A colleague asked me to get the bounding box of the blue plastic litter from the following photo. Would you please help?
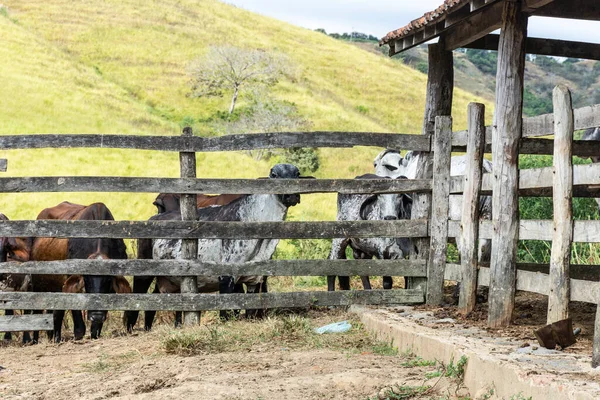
[314,320,351,334]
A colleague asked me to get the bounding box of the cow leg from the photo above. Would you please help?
[382,276,393,290]
[245,283,267,319]
[219,276,236,320]
[360,276,372,290]
[3,309,13,341]
[327,276,337,292]
[71,310,86,340]
[338,276,350,291]
[144,284,160,331]
[124,276,154,333]
[53,310,65,343]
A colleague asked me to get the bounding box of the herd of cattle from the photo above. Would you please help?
[2,128,598,344]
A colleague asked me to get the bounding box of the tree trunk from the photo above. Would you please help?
[229,86,239,115]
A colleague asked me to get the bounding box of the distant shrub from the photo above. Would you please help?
[356,105,369,114]
[415,62,428,74]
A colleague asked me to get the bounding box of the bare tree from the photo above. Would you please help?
[188,46,289,115]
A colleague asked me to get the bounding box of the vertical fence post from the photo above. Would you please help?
[459,103,486,314]
[488,0,527,328]
[180,127,200,325]
[409,40,454,293]
[594,306,600,367]
[547,85,573,324]
[427,116,452,305]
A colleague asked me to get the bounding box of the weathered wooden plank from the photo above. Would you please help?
[0,177,432,195]
[448,262,600,283]
[459,103,486,314]
[464,34,600,61]
[533,0,600,21]
[452,104,600,146]
[446,263,600,304]
[0,258,428,277]
[0,289,425,311]
[450,162,600,197]
[0,219,430,240]
[427,116,452,305]
[443,0,504,51]
[488,0,527,328]
[179,127,200,325]
[0,314,53,332]
[448,219,600,243]
[0,132,432,152]
[548,85,574,324]
[408,40,454,293]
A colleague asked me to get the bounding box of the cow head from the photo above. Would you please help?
[581,127,600,163]
[153,193,181,214]
[269,163,301,208]
[374,149,420,180]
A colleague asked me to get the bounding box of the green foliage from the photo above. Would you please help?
[356,104,369,114]
[370,385,430,400]
[465,49,497,75]
[523,88,552,117]
[273,238,331,260]
[280,147,320,174]
[443,355,468,383]
[400,356,436,367]
[415,61,428,74]
[509,393,532,400]
[371,340,398,356]
[518,155,600,263]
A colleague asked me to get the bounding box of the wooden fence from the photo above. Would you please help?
[0,129,434,332]
[2,85,600,367]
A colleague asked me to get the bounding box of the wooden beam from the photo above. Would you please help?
[488,0,528,328]
[427,116,452,305]
[408,41,454,293]
[533,0,600,21]
[547,85,573,325]
[179,127,200,326]
[0,258,428,278]
[444,0,505,51]
[0,289,425,311]
[0,314,53,332]
[464,34,600,61]
[0,132,431,152]
[0,176,432,195]
[0,219,430,240]
[459,103,486,314]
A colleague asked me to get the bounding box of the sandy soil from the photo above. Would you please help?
[0,311,469,400]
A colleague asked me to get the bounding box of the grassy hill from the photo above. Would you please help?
[0,0,492,229]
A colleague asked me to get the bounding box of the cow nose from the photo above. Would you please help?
[88,311,106,323]
[384,216,397,221]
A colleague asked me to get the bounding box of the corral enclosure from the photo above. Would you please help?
[3,1,600,393]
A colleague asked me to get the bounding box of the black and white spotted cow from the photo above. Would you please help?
[327,174,415,291]
[374,149,492,264]
[147,163,302,325]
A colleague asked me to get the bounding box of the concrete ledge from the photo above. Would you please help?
[351,305,600,400]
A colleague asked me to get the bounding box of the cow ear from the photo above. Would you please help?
[359,195,378,220]
[63,275,85,293]
[112,276,132,294]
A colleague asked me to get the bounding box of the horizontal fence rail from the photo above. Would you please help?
[450,162,600,197]
[0,177,432,195]
[452,103,600,148]
[0,219,429,239]
[0,132,432,152]
[447,220,600,243]
[0,314,53,332]
[0,290,425,311]
[445,264,600,305]
[0,259,427,277]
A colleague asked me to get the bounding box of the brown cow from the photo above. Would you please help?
[2,202,131,342]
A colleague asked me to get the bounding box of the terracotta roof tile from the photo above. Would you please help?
[380,0,469,45]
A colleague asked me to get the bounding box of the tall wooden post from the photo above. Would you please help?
[409,39,454,295]
[459,103,486,314]
[547,85,573,324]
[488,0,528,328]
[180,127,200,325]
[427,116,452,305]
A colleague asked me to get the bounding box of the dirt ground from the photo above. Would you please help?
[0,310,470,400]
[432,285,597,357]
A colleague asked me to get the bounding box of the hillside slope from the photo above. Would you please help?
[0,0,491,223]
